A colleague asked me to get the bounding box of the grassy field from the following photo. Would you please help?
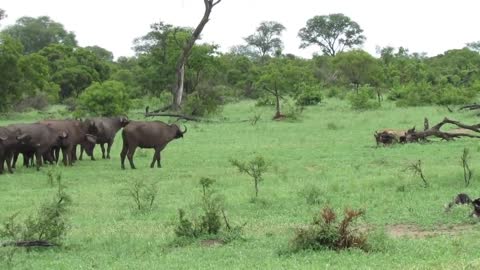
[2,99,480,269]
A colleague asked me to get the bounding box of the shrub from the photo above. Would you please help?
[299,185,325,205]
[0,181,71,246]
[348,86,380,110]
[283,100,304,120]
[62,97,77,112]
[76,80,131,116]
[295,83,323,106]
[230,155,269,198]
[290,207,368,252]
[255,95,276,107]
[183,87,223,116]
[173,178,244,245]
[127,179,158,212]
[15,94,49,112]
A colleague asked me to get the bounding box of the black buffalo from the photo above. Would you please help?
[120,121,186,169]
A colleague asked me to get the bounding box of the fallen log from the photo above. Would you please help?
[459,104,480,111]
[144,112,202,122]
[406,117,480,142]
[1,240,56,247]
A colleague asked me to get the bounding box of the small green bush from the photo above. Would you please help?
[230,155,269,198]
[183,88,223,116]
[173,178,244,244]
[348,86,380,110]
[290,207,368,252]
[0,182,71,246]
[76,80,131,116]
[295,83,323,106]
[255,95,276,107]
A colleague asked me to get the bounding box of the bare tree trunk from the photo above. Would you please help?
[174,63,185,109]
[172,0,222,111]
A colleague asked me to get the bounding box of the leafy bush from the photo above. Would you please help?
[230,155,269,198]
[76,80,131,116]
[127,179,158,212]
[283,100,304,120]
[0,182,71,246]
[391,82,478,106]
[15,94,49,112]
[295,83,323,106]
[299,185,325,205]
[255,95,276,106]
[173,178,244,245]
[290,207,368,252]
[62,97,77,112]
[183,87,223,116]
[348,86,380,110]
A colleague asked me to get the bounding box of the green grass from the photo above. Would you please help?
[2,99,480,269]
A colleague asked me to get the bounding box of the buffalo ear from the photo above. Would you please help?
[86,134,97,144]
[60,131,68,138]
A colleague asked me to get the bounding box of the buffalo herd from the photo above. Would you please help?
[0,116,187,174]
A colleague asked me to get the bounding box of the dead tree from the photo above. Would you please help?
[406,117,480,142]
[171,0,222,111]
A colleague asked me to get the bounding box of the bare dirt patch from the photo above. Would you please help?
[387,224,476,238]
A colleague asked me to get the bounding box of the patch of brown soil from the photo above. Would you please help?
[200,239,224,247]
[387,224,475,238]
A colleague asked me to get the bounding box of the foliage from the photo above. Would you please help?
[298,13,365,56]
[299,185,326,205]
[85,45,114,62]
[283,99,304,120]
[347,86,380,110]
[333,50,382,89]
[127,179,158,212]
[76,80,131,116]
[15,94,49,112]
[407,160,429,188]
[182,85,223,116]
[2,16,77,54]
[294,83,323,106]
[244,21,286,58]
[0,35,24,111]
[230,155,269,198]
[174,178,244,244]
[290,207,368,252]
[0,180,71,245]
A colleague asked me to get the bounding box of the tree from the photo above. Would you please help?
[76,80,131,116]
[332,50,382,91]
[2,16,77,54]
[171,0,222,111]
[298,13,365,56]
[85,46,114,62]
[0,34,23,111]
[0,9,6,23]
[244,21,286,57]
[467,41,480,53]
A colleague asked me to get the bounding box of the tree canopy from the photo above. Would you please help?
[298,13,365,56]
[2,16,77,54]
[244,21,286,58]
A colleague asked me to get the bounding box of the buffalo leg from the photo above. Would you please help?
[99,144,105,159]
[106,141,112,159]
[35,151,42,171]
[79,145,84,161]
[127,145,137,169]
[12,152,18,169]
[120,144,127,170]
[150,149,160,168]
[0,155,4,174]
[6,153,13,173]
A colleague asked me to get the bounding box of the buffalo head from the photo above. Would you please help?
[172,124,187,139]
[119,116,130,127]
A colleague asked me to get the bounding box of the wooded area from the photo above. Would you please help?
[0,9,479,118]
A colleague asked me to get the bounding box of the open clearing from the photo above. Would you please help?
[2,100,480,269]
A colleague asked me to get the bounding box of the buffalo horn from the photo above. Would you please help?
[182,125,188,134]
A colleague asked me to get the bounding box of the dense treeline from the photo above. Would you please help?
[1,11,480,115]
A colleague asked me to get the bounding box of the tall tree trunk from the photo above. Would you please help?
[174,63,185,108]
[172,0,222,111]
